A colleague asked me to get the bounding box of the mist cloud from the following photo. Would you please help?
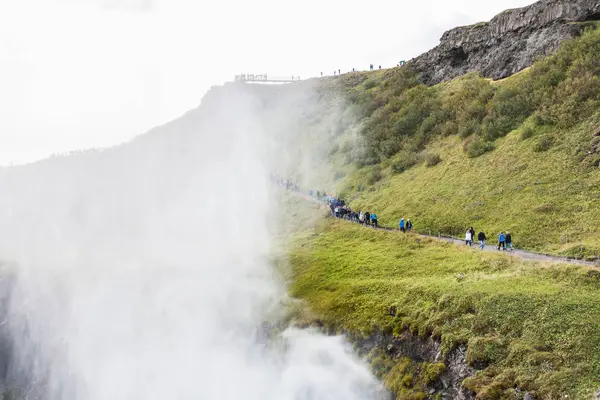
[0,0,535,164]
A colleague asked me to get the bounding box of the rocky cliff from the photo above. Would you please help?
[410,0,600,84]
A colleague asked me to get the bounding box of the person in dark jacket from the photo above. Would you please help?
[365,211,371,226]
[477,230,487,250]
[406,219,413,232]
[505,231,513,251]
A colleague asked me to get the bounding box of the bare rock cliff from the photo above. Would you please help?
[410,0,600,84]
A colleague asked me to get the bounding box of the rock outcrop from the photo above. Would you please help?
[350,330,475,400]
[410,0,600,84]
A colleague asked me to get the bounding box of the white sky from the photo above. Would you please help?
[0,0,534,165]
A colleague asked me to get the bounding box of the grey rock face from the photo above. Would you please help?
[409,0,600,84]
[350,330,475,400]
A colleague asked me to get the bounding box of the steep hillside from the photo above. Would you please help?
[322,24,600,259]
[288,219,600,399]
[276,11,600,400]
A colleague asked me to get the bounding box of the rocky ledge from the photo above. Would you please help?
[410,0,600,84]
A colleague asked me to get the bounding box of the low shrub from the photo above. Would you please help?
[364,79,379,90]
[425,152,442,167]
[366,166,383,185]
[391,152,421,174]
[520,126,534,140]
[533,134,554,152]
[466,136,495,158]
[467,336,507,367]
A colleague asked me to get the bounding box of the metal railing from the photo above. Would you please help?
[234,74,301,83]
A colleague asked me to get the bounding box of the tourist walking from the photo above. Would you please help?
[371,212,378,228]
[506,231,513,251]
[365,211,371,226]
[399,217,406,232]
[478,230,487,250]
[465,229,473,246]
[498,232,506,251]
[406,219,413,232]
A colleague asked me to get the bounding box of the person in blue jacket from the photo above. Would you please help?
[399,217,406,232]
[498,232,506,251]
[371,212,378,228]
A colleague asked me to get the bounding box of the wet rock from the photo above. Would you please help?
[443,345,476,400]
[441,377,449,389]
[409,0,600,84]
[350,328,474,400]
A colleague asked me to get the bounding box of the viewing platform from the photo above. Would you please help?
[234,74,301,83]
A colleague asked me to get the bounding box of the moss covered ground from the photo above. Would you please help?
[287,219,600,399]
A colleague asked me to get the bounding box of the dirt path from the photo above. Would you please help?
[293,191,599,268]
[368,224,598,268]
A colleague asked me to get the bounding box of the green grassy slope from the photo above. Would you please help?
[289,219,600,399]
[309,24,600,258]
[346,130,600,258]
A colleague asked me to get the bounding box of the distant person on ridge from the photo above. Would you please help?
[365,211,371,226]
[465,229,473,246]
[309,189,313,197]
[371,212,378,228]
[498,232,506,251]
[406,219,413,232]
[370,64,374,71]
[506,231,513,251]
[478,230,487,250]
[399,217,406,232]
[338,69,341,75]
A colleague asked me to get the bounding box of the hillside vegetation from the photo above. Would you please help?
[314,24,600,258]
[277,22,600,400]
[289,220,600,399]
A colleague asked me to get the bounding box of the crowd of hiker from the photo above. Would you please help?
[316,193,419,235]
[273,174,515,252]
[466,228,514,251]
[320,194,381,227]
